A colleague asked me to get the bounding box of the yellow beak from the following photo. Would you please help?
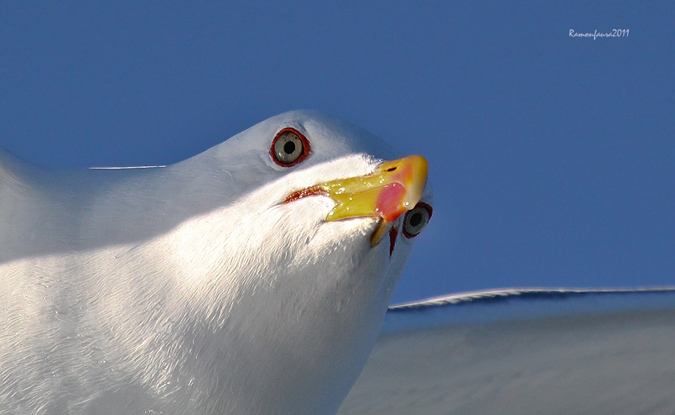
[284,155,429,246]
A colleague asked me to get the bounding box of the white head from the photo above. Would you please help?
[142,111,434,413]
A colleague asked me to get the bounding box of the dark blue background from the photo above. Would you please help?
[1,2,673,304]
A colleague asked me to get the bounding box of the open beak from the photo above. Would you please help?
[284,155,428,247]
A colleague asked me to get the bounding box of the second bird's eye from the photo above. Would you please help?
[271,128,310,166]
[403,203,432,238]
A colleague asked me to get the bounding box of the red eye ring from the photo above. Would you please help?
[402,202,433,238]
[270,127,311,167]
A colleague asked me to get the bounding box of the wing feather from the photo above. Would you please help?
[340,288,675,415]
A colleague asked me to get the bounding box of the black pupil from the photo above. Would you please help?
[283,140,296,154]
[409,212,423,228]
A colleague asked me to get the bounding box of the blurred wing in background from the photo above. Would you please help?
[339,288,675,415]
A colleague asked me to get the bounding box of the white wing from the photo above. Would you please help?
[339,288,675,415]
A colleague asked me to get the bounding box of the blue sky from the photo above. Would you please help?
[1,2,673,304]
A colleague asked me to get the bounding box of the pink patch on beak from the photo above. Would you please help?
[375,182,407,222]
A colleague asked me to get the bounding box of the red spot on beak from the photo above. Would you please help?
[376,182,408,222]
[389,226,398,257]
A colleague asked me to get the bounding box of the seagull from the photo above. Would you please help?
[0,111,432,415]
[6,110,671,415]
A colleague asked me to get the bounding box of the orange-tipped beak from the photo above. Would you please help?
[284,155,429,246]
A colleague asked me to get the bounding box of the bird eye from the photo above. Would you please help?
[403,202,432,238]
[270,128,310,167]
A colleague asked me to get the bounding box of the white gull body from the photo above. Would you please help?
[0,111,431,414]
